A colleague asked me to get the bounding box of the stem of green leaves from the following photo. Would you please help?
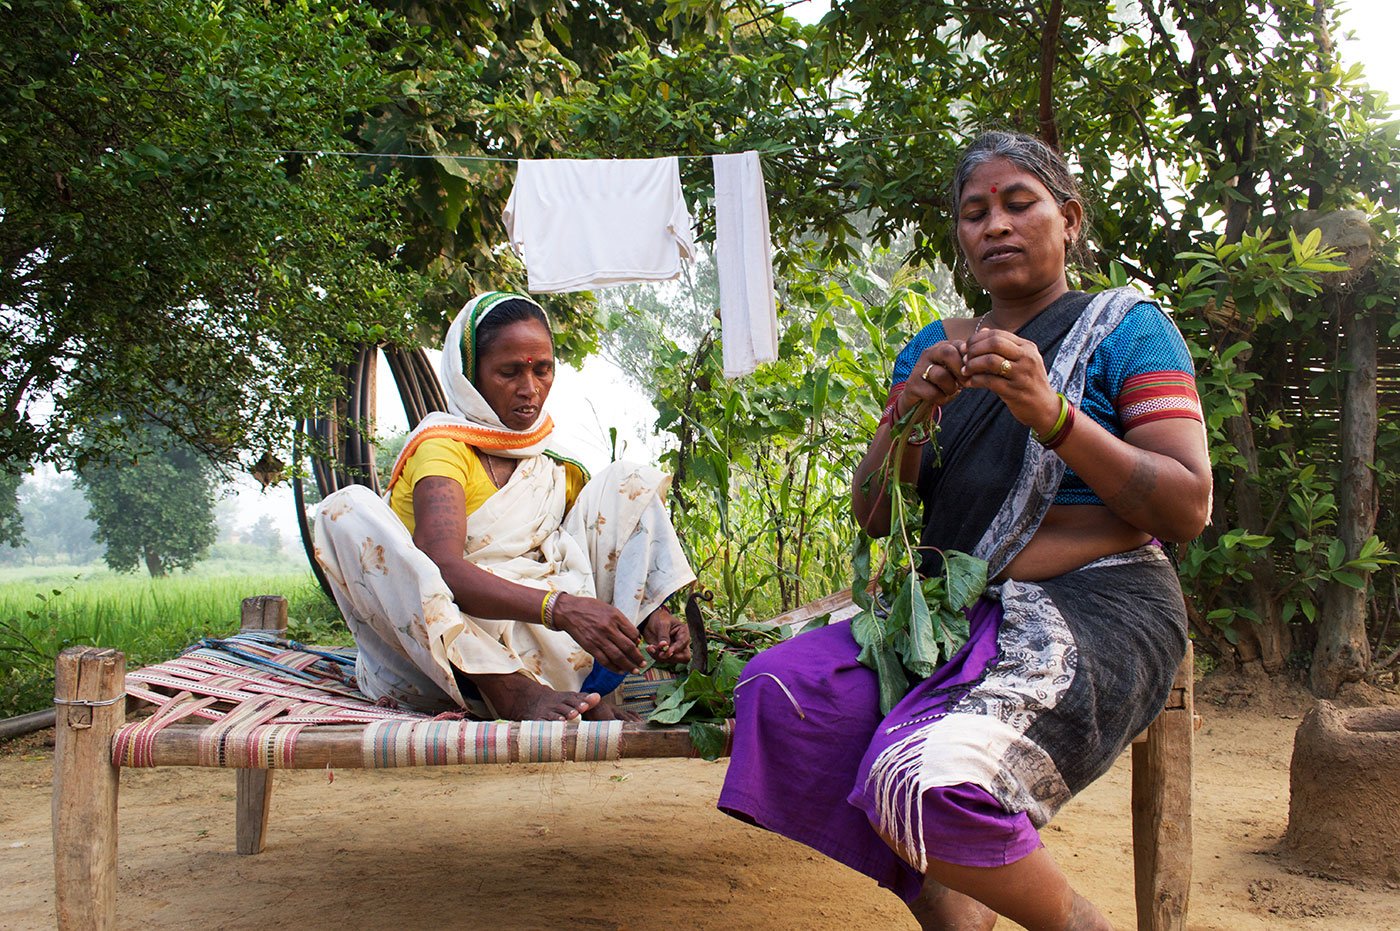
[852,397,988,714]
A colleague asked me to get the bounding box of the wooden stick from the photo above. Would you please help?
[1132,641,1194,931]
[240,595,288,637]
[759,589,855,630]
[52,646,125,931]
[0,707,56,741]
[235,596,287,854]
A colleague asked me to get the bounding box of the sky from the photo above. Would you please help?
[222,0,1400,557]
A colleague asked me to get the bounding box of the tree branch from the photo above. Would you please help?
[1037,0,1063,149]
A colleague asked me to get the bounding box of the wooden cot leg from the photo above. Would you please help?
[235,595,288,855]
[1131,642,1194,931]
[53,646,126,931]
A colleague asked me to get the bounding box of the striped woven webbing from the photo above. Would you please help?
[360,719,623,767]
[113,632,665,768]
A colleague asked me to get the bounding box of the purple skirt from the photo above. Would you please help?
[718,548,1188,904]
[717,600,1038,903]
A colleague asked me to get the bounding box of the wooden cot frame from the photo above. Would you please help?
[51,594,1196,931]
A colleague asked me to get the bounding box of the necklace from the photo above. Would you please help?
[480,452,509,489]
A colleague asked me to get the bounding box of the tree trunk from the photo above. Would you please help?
[1312,293,1377,695]
[1222,408,1290,672]
[144,547,165,578]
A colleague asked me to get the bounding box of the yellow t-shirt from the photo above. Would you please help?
[390,437,586,535]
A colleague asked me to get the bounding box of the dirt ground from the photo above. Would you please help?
[3,678,1399,931]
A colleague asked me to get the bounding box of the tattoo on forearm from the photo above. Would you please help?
[1106,452,1159,520]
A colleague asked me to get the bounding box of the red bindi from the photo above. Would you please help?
[522,357,534,365]
[990,185,997,193]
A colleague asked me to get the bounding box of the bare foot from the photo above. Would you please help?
[583,703,643,723]
[469,672,600,721]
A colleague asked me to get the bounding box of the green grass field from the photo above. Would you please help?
[0,562,348,719]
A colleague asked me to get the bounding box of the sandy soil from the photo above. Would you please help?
[3,681,1398,931]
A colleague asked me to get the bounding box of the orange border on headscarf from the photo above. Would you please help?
[387,417,556,490]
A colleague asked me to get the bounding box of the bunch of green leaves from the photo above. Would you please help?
[643,613,804,759]
[850,405,988,715]
[627,243,954,628]
[646,649,746,761]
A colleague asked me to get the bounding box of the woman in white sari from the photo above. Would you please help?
[314,292,696,721]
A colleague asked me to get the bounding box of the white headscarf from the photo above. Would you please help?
[387,292,560,491]
[439,291,554,436]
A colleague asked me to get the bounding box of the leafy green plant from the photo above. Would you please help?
[647,651,747,761]
[849,406,988,715]
[644,614,807,760]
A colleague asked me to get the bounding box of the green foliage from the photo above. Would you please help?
[0,472,23,550]
[644,245,951,624]
[849,413,987,714]
[1,0,428,470]
[645,632,767,760]
[76,426,219,577]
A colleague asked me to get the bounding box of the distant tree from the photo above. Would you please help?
[247,514,283,555]
[214,497,241,545]
[2,474,101,567]
[77,429,218,577]
[371,431,410,491]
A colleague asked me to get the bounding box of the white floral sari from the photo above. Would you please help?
[314,292,694,715]
[313,457,695,716]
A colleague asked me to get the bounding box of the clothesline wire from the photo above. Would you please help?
[247,127,952,165]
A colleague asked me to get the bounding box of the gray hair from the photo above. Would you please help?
[950,131,1092,268]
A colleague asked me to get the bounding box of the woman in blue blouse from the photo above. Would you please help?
[720,131,1212,931]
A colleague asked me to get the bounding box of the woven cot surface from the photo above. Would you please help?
[113,632,682,769]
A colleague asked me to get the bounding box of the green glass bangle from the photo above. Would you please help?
[1036,393,1071,446]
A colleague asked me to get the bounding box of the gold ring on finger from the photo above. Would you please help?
[999,358,1013,377]
[922,363,935,383]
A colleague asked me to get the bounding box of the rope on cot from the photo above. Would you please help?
[191,637,325,683]
[231,630,357,668]
[274,639,357,667]
[233,631,357,668]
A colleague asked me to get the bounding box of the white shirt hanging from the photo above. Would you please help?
[713,150,778,378]
[503,157,696,293]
